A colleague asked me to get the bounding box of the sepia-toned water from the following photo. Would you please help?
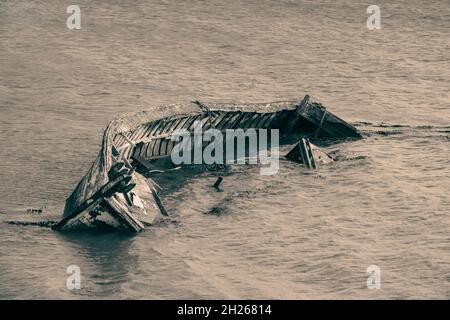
[0,0,449,299]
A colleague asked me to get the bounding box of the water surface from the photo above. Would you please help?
[0,0,449,299]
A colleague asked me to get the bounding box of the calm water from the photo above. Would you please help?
[1,0,449,299]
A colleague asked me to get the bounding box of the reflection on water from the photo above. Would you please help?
[55,232,138,298]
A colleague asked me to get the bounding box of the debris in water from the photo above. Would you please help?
[285,138,333,169]
[206,206,225,216]
[213,177,224,191]
[26,206,46,214]
[5,220,57,228]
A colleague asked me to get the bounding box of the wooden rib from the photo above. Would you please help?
[185,114,202,131]
[131,142,144,160]
[139,121,158,140]
[223,112,240,129]
[133,132,177,144]
[120,145,131,160]
[249,113,265,129]
[210,112,228,128]
[165,117,180,132]
[216,112,235,130]
[231,112,253,129]
[150,138,164,157]
[247,113,265,129]
[113,134,126,147]
[155,118,174,136]
[113,134,122,143]
[124,146,137,159]
[144,140,157,158]
[260,112,279,128]
[162,137,173,157]
[172,116,191,131]
[201,113,217,130]
[147,139,158,158]
[167,116,185,132]
[242,112,260,129]
[165,140,176,156]
[254,113,271,128]
[158,138,170,157]
[129,123,148,141]
[152,120,168,137]
[146,120,164,138]
[208,111,222,129]
[198,114,213,130]
[120,132,136,147]
[137,142,147,158]
[224,112,243,129]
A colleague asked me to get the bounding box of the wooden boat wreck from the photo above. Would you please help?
[53,95,361,232]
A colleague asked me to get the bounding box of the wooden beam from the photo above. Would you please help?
[104,196,145,232]
[52,174,128,231]
[285,95,311,133]
[285,138,333,169]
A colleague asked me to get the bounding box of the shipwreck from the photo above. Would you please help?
[53,95,361,232]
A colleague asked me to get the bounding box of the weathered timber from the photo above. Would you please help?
[213,177,224,191]
[52,173,129,231]
[287,95,361,138]
[57,96,359,232]
[286,138,334,169]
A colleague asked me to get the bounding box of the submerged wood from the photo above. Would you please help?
[285,138,334,169]
[213,177,224,191]
[56,95,361,232]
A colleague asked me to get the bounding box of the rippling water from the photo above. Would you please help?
[0,0,449,299]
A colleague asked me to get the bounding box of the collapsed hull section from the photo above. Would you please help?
[54,169,160,232]
[56,200,137,231]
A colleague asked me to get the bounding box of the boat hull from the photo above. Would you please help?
[55,95,361,232]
